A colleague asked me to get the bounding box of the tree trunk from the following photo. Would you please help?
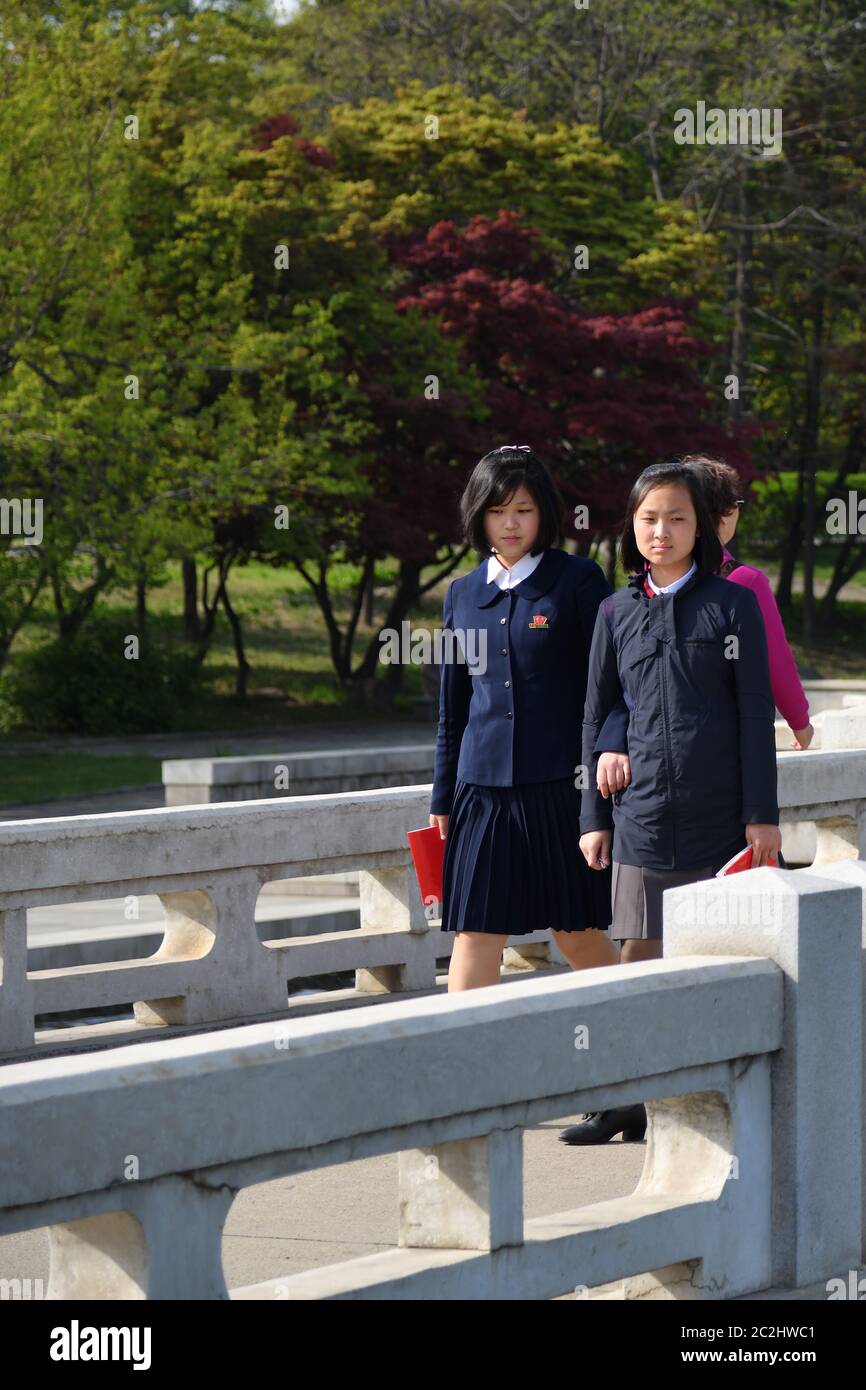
[182,556,201,640]
[363,563,374,625]
[728,166,752,426]
[293,550,466,697]
[354,558,423,683]
[0,566,47,676]
[818,535,865,622]
[800,282,826,646]
[775,468,803,610]
[135,572,147,630]
[293,553,354,683]
[646,120,665,203]
[51,558,112,641]
[818,423,866,621]
[192,559,228,666]
[218,573,250,700]
[605,536,617,587]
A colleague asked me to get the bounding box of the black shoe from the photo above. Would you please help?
[558,1105,646,1145]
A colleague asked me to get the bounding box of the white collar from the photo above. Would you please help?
[646,558,697,595]
[487,548,544,590]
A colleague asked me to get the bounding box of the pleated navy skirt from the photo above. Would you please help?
[440,778,613,936]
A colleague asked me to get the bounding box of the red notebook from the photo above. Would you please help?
[407,825,446,907]
[716,845,779,876]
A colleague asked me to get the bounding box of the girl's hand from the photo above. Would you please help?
[597,752,630,799]
[791,723,814,750]
[429,813,449,840]
[745,823,783,867]
[580,830,611,870]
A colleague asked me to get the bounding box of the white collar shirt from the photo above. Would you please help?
[487,549,545,590]
[646,558,697,596]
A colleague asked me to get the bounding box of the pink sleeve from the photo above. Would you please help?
[726,565,810,731]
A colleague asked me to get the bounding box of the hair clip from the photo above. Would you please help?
[497,444,532,452]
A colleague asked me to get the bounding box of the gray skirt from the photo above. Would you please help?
[610,860,717,942]
[612,847,788,942]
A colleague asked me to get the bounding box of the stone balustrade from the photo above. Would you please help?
[0,787,449,1058]
[795,679,866,716]
[776,738,866,863]
[1,740,866,1059]
[162,745,436,804]
[0,863,862,1299]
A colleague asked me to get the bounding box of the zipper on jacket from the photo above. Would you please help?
[507,588,516,779]
[658,626,677,866]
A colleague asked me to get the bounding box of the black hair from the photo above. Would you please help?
[679,454,742,524]
[618,461,722,578]
[461,446,564,558]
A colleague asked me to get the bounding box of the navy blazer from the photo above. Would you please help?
[430,547,612,814]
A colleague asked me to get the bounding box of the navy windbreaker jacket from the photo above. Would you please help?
[430,547,611,814]
[579,567,779,869]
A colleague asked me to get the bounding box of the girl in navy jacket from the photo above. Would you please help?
[429,446,621,993]
[579,459,781,937]
[560,460,782,1146]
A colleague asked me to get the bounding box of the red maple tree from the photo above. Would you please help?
[392,209,756,543]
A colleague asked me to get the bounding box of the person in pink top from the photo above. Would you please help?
[595,454,813,808]
[703,457,813,744]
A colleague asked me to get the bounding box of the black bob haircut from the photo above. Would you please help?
[619,461,723,578]
[461,447,564,558]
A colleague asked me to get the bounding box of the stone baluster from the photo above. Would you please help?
[47,1176,236,1300]
[134,871,286,1027]
[356,865,437,994]
[398,1128,523,1252]
[0,906,33,1055]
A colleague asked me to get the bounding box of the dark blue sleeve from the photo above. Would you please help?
[579,598,622,834]
[574,556,613,647]
[430,583,473,815]
[594,699,630,754]
[573,559,627,755]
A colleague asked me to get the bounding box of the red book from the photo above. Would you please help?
[715,845,779,876]
[407,825,446,908]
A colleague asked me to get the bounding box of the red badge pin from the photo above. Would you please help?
[529,614,549,628]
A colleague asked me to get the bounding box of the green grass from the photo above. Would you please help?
[740,545,866,590]
[1,554,476,736]
[0,543,862,813]
[0,754,162,806]
[780,595,866,678]
[0,555,476,800]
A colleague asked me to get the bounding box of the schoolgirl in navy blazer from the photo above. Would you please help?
[431,446,621,993]
[430,546,612,814]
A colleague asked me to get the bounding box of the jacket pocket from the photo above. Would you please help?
[681,637,727,696]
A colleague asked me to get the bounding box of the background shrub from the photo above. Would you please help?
[0,620,203,734]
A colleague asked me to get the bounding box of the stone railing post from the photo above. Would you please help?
[813,807,866,865]
[0,907,34,1055]
[398,1128,523,1252]
[47,1176,235,1300]
[665,867,863,1290]
[620,1064,773,1300]
[356,866,437,994]
[793,859,866,1266]
[134,871,286,1027]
